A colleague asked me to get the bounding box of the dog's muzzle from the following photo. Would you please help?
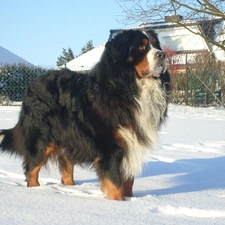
[142,50,167,78]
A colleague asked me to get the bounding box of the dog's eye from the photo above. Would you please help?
[138,45,146,51]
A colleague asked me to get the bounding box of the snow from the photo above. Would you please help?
[0,105,225,225]
[0,46,32,66]
[66,43,105,71]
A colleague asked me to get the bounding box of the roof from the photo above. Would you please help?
[66,43,105,71]
[110,18,223,43]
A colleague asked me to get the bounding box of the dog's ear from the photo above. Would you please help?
[105,41,129,62]
[105,31,131,62]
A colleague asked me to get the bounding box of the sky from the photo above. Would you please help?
[1,0,134,66]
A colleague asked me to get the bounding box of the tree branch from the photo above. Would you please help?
[117,0,225,51]
[171,0,225,18]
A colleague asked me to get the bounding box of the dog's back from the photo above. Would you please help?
[0,69,96,157]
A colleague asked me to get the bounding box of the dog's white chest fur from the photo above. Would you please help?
[119,78,167,179]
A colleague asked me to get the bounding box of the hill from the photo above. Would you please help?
[0,46,32,65]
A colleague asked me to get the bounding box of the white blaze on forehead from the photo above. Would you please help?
[147,46,160,64]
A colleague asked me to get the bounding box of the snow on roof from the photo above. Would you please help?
[0,46,32,66]
[66,43,105,71]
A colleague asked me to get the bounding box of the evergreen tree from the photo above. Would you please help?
[56,47,75,67]
[56,41,94,67]
[81,40,94,55]
[67,47,74,60]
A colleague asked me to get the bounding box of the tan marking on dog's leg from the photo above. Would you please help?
[27,143,58,187]
[123,178,134,197]
[58,155,75,186]
[27,166,41,187]
[101,177,125,201]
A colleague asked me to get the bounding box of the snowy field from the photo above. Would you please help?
[0,105,225,225]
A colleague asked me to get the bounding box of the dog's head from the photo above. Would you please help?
[106,29,167,78]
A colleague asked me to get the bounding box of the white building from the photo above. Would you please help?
[212,20,225,61]
[66,16,224,71]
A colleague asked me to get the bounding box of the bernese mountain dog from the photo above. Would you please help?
[0,29,170,200]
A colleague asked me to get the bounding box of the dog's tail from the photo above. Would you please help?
[0,128,19,156]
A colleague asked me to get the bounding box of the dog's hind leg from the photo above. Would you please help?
[58,154,75,186]
[24,143,58,187]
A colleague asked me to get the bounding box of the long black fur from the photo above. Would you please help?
[0,29,170,192]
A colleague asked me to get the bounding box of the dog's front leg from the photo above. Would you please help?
[94,146,125,201]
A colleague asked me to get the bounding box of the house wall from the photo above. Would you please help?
[155,26,210,52]
[212,21,225,61]
[213,32,225,61]
[213,43,225,61]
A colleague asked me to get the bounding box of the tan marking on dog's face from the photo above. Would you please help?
[135,46,167,78]
[152,38,158,46]
[142,38,149,46]
[135,55,150,78]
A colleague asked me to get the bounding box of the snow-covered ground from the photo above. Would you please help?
[0,105,225,225]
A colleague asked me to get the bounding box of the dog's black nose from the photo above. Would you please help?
[156,51,166,59]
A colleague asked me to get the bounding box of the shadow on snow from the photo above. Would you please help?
[136,156,225,197]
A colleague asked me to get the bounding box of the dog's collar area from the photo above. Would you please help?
[141,71,160,79]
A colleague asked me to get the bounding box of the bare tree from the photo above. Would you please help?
[117,0,225,51]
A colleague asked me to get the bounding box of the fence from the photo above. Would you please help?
[0,64,48,105]
[168,51,225,107]
[0,58,225,107]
